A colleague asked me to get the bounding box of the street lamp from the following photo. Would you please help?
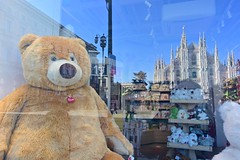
[95,34,107,100]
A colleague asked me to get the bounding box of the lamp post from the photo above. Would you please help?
[95,34,107,100]
[105,0,113,110]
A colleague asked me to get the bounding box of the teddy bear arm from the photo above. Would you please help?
[91,88,133,155]
[99,112,134,155]
[0,85,27,156]
[0,150,4,160]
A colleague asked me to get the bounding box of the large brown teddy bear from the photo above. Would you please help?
[0,34,133,160]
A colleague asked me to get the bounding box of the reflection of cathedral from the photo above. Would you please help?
[154,27,238,96]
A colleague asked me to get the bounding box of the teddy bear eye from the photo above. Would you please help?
[70,56,75,61]
[51,56,57,61]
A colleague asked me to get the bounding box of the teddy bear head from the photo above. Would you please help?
[18,34,91,91]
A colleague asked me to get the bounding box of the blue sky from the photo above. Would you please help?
[27,0,240,83]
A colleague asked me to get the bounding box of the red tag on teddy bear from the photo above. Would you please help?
[67,95,75,103]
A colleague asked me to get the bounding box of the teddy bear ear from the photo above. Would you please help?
[219,101,240,120]
[18,34,39,54]
[74,38,86,48]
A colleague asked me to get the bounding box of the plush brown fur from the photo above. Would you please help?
[0,34,133,160]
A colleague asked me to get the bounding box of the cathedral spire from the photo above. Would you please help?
[180,26,187,49]
[228,52,231,66]
[214,41,218,56]
[214,42,220,85]
[182,25,185,35]
[231,50,235,64]
[170,45,174,60]
[203,32,206,48]
[199,32,202,46]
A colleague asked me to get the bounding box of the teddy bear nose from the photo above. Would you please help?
[59,63,77,79]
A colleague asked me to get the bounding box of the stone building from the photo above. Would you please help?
[154,27,237,98]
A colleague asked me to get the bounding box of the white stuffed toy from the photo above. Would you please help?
[188,133,198,147]
[179,133,189,144]
[179,88,188,99]
[188,89,195,99]
[177,109,189,119]
[167,126,184,143]
[194,88,204,100]
[197,108,209,120]
[212,101,240,160]
[168,126,178,143]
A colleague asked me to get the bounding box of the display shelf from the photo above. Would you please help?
[151,89,170,92]
[170,99,205,104]
[159,90,171,93]
[167,142,212,152]
[134,111,159,119]
[124,81,172,149]
[167,91,212,160]
[168,119,209,125]
[153,118,168,120]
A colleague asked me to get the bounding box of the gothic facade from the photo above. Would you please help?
[154,27,238,96]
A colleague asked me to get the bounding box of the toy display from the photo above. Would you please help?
[0,34,133,160]
[169,104,210,121]
[167,126,184,143]
[212,101,240,160]
[167,125,213,148]
[168,80,213,159]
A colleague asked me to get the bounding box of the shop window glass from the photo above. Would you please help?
[0,1,240,159]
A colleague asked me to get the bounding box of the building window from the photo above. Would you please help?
[176,70,180,77]
[192,54,197,65]
[192,71,197,78]
[210,68,213,75]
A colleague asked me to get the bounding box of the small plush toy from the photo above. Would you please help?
[171,89,181,99]
[175,127,184,136]
[196,105,209,120]
[167,126,184,143]
[0,34,133,160]
[170,89,176,99]
[177,109,189,119]
[168,126,178,143]
[170,125,177,133]
[194,88,203,100]
[170,106,179,119]
[167,133,179,143]
[212,101,240,160]
[188,133,198,147]
[199,134,214,146]
[179,88,188,100]
[187,108,197,120]
[178,133,189,144]
[189,126,204,139]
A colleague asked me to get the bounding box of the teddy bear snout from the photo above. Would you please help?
[60,63,77,79]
